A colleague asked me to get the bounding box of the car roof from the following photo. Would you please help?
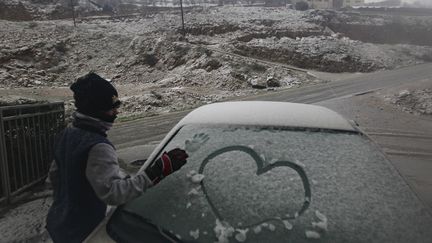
[177,101,356,131]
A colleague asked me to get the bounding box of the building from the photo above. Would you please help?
[365,0,402,7]
[297,0,365,9]
[303,0,334,9]
[342,0,365,7]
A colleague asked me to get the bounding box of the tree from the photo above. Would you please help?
[295,1,309,11]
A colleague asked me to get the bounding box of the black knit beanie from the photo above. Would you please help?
[70,72,121,119]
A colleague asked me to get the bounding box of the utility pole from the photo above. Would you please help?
[70,0,76,27]
[179,0,185,37]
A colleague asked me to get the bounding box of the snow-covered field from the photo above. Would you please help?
[1,6,432,119]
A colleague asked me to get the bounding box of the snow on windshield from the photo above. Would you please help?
[121,124,432,243]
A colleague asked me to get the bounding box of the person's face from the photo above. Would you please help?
[100,107,119,123]
[105,107,119,116]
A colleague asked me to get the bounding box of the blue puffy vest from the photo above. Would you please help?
[46,126,112,243]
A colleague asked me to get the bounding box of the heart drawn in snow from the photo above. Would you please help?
[198,145,311,228]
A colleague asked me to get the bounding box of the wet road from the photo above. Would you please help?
[317,91,432,214]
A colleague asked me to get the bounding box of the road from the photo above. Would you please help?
[109,62,432,147]
[109,62,432,212]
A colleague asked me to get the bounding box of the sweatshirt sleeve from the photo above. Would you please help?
[86,143,153,206]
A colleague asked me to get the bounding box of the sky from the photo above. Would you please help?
[365,0,428,2]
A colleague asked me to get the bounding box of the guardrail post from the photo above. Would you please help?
[0,110,11,204]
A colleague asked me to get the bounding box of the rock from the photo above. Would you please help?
[398,90,411,98]
[249,76,266,89]
[141,54,159,66]
[204,59,222,72]
[0,96,39,106]
[150,90,162,100]
[230,71,248,81]
[36,70,46,76]
[266,76,280,87]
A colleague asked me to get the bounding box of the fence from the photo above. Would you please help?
[0,102,64,204]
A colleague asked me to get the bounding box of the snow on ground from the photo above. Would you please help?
[1,6,432,120]
[0,5,431,243]
[0,196,52,243]
[386,88,432,116]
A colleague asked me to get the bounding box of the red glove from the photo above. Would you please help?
[145,148,188,185]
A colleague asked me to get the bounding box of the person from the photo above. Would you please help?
[46,72,188,243]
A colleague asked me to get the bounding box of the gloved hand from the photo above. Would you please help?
[145,148,188,185]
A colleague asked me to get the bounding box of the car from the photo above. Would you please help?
[86,101,432,243]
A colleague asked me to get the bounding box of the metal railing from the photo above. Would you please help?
[0,102,64,204]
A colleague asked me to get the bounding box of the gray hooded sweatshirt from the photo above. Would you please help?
[48,112,152,206]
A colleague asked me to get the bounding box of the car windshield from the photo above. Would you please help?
[108,124,432,243]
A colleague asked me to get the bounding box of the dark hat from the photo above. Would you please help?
[70,72,121,117]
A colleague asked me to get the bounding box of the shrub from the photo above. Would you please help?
[28,22,38,28]
[295,1,309,11]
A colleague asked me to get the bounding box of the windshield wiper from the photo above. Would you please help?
[107,208,186,243]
